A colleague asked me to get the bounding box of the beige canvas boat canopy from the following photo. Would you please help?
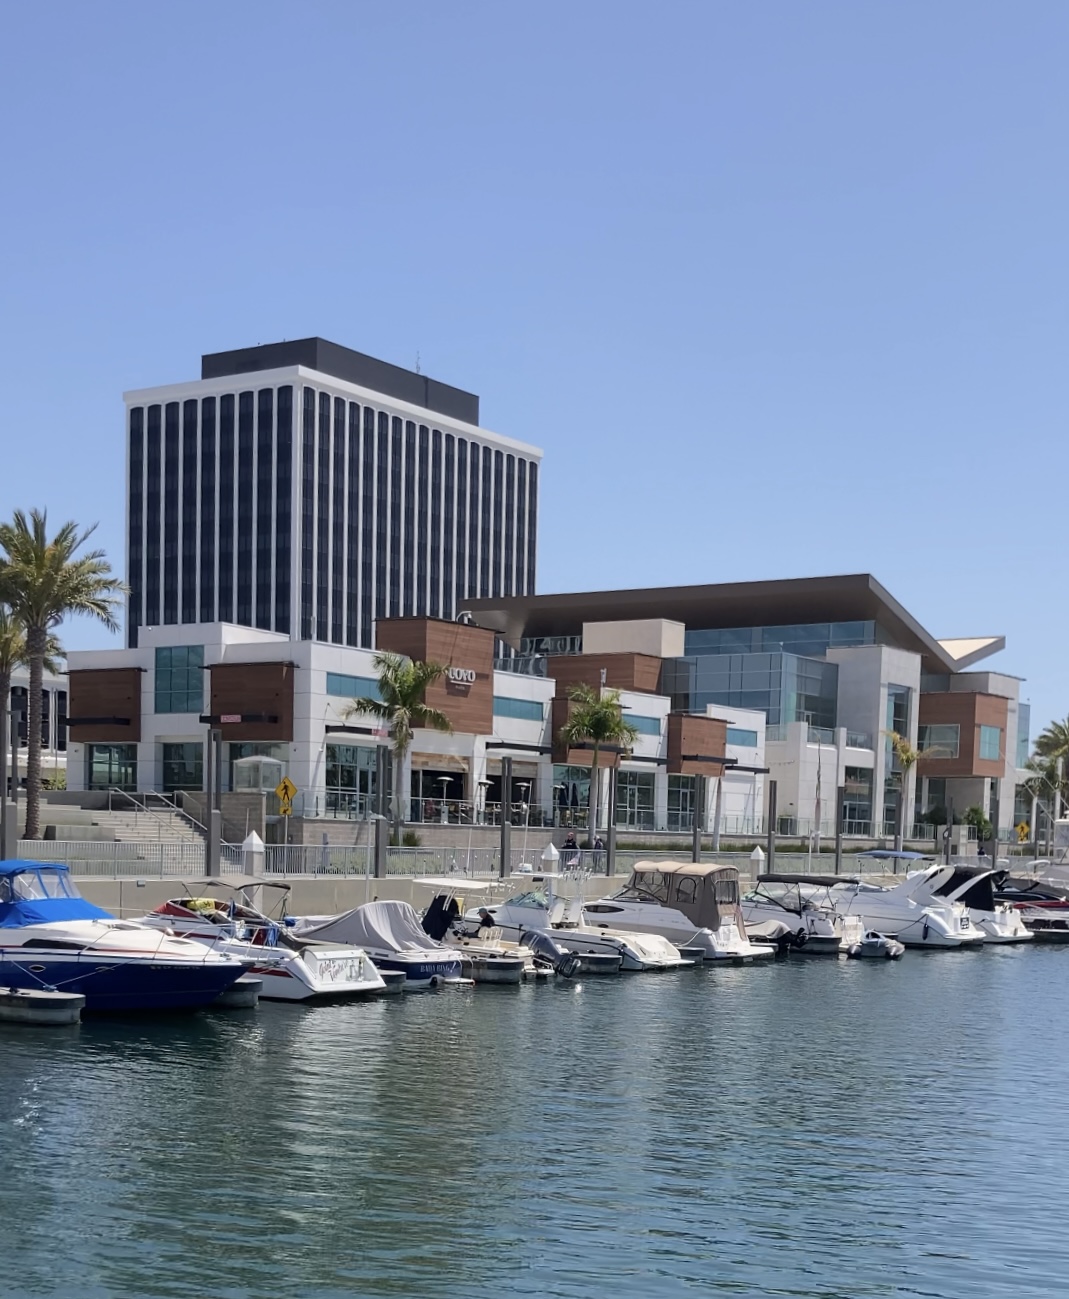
[620,861,741,931]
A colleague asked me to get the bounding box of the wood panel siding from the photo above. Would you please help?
[550,696,625,767]
[67,668,143,742]
[375,618,495,734]
[546,653,663,695]
[210,662,294,742]
[917,692,1008,778]
[667,714,728,776]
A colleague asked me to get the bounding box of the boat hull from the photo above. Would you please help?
[368,953,467,988]
[0,952,242,1012]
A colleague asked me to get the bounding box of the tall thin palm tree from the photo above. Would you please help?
[343,651,452,834]
[886,730,924,849]
[0,511,123,839]
[557,684,639,847]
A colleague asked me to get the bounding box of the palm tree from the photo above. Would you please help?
[1035,717,1069,811]
[0,511,123,839]
[343,651,452,834]
[0,607,63,813]
[886,731,924,849]
[557,684,638,847]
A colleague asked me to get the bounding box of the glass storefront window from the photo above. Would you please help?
[843,766,873,830]
[553,765,590,826]
[667,774,695,830]
[162,742,203,792]
[88,744,137,791]
[325,743,378,817]
[617,770,655,830]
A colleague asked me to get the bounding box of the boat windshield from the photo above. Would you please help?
[746,880,803,913]
[0,867,76,903]
[503,889,549,909]
[615,870,669,903]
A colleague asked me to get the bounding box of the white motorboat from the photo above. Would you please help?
[0,860,244,1012]
[292,901,473,988]
[920,866,1032,944]
[584,863,776,962]
[143,879,386,1001]
[464,877,691,971]
[416,878,545,983]
[740,874,866,955]
[820,867,984,948]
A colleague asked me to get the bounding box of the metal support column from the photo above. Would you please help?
[499,756,512,877]
[834,785,845,874]
[691,773,706,863]
[206,728,222,878]
[606,766,618,875]
[374,813,388,878]
[710,775,724,854]
[766,779,777,874]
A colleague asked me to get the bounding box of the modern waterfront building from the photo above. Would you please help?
[64,572,1032,845]
[124,338,541,650]
[64,616,764,840]
[470,575,1032,843]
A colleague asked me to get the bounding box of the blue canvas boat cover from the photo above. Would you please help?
[0,861,113,928]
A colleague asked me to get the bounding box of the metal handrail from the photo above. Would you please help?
[105,788,205,841]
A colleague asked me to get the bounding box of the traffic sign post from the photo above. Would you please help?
[275,777,298,846]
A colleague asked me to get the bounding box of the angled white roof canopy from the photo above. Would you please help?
[936,636,1006,670]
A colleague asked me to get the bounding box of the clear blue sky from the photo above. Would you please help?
[1,2,1065,736]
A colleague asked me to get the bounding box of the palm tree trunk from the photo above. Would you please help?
[0,667,10,830]
[25,627,45,840]
[392,749,403,840]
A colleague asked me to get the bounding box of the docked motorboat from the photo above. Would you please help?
[291,901,472,988]
[0,860,244,1012]
[740,874,866,955]
[920,866,1032,944]
[821,866,984,948]
[847,932,906,960]
[143,879,386,1000]
[992,874,1069,939]
[585,863,776,962]
[465,878,692,971]
[416,879,541,984]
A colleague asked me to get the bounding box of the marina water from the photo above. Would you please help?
[1,949,1066,1298]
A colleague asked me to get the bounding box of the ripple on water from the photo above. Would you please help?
[0,953,1068,1297]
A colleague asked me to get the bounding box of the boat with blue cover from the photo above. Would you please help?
[0,860,245,1012]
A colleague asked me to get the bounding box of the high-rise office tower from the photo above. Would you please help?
[124,338,541,648]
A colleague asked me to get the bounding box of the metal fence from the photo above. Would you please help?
[16,839,242,878]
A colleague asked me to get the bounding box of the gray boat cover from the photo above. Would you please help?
[293,900,446,954]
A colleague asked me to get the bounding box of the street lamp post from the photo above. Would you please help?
[517,781,532,868]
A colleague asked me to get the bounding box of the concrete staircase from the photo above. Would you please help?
[86,808,205,846]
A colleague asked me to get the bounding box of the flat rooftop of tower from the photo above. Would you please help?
[200,337,480,425]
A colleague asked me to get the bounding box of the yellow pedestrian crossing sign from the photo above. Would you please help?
[276,776,298,816]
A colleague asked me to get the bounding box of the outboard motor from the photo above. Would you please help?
[421,895,452,942]
[520,928,581,978]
